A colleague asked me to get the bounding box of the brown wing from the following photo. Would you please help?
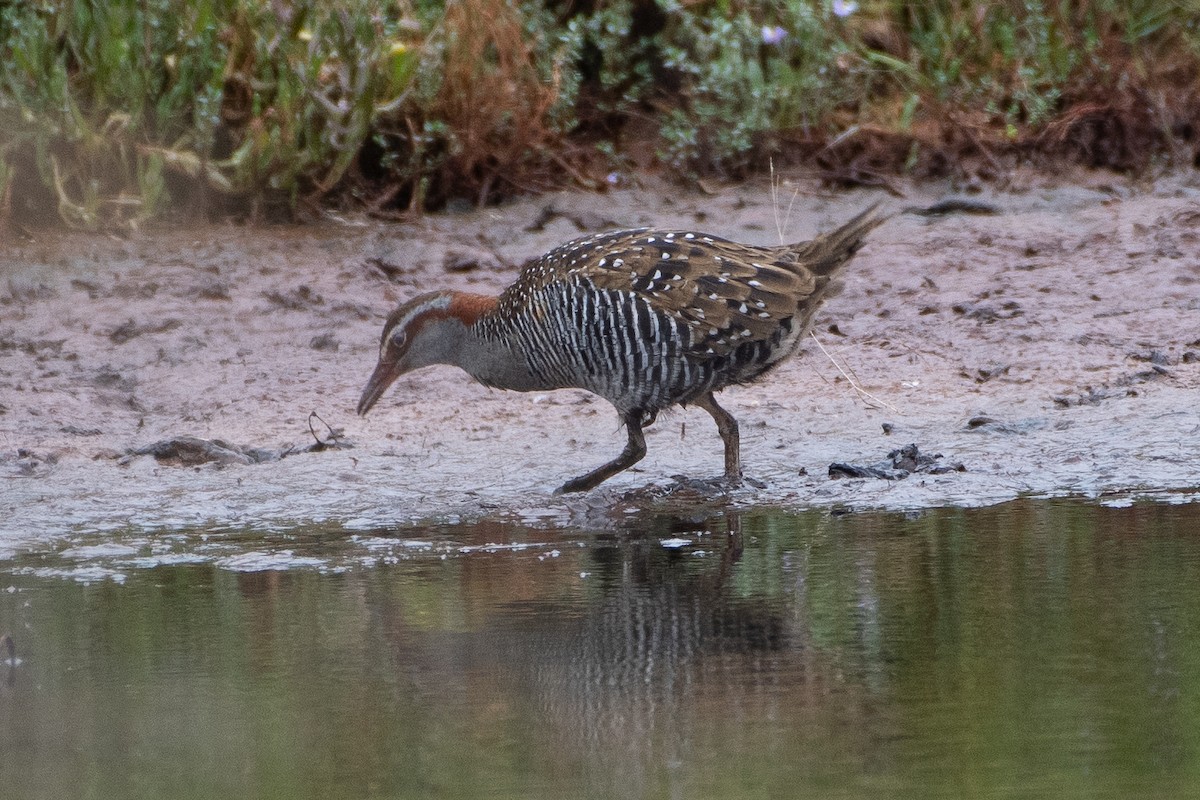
[503,207,883,360]
[561,229,818,358]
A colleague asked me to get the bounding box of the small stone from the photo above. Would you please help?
[309,333,339,352]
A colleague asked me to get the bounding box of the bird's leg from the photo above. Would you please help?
[694,392,741,483]
[556,410,648,493]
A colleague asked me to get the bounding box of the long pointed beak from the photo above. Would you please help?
[356,360,401,416]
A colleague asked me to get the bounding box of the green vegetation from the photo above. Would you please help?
[1,0,1198,227]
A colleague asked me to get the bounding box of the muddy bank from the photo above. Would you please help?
[2,169,1199,549]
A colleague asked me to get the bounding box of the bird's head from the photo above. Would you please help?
[356,290,492,416]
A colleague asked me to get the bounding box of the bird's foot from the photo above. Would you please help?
[553,478,588,495]
[555,472,609,494]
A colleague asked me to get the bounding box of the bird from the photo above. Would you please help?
[357,203,886,493]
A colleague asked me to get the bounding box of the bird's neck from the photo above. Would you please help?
[440,291,546,390]
[445,291,498,327]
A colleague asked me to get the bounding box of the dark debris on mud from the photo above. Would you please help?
[903,198,1002,217]
[951,300,1025,323]
[829,444,966,481]
[1,448,59,479]
[1051,365,1173,408]
[263,285,324,311]
[966,415,1054,435]
[109,318,181,345]
[118,413,352,468]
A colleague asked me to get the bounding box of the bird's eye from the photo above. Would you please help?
[390,330,408,348]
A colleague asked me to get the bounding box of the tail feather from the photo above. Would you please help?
[779,201,888,276]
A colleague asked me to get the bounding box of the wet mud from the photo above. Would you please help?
[2,168,1199,549]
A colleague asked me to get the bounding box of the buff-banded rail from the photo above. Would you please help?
[358,203,886,493]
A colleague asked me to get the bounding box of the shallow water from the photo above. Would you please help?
[2,497,1200,799]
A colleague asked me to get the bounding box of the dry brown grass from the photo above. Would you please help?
[427,0,566,206]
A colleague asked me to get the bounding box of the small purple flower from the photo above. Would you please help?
[761,25,787,46]
[832,0,858,17]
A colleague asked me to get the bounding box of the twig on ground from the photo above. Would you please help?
[769,159,803,246]
[307,411,348,450]
[809,331,900,413]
